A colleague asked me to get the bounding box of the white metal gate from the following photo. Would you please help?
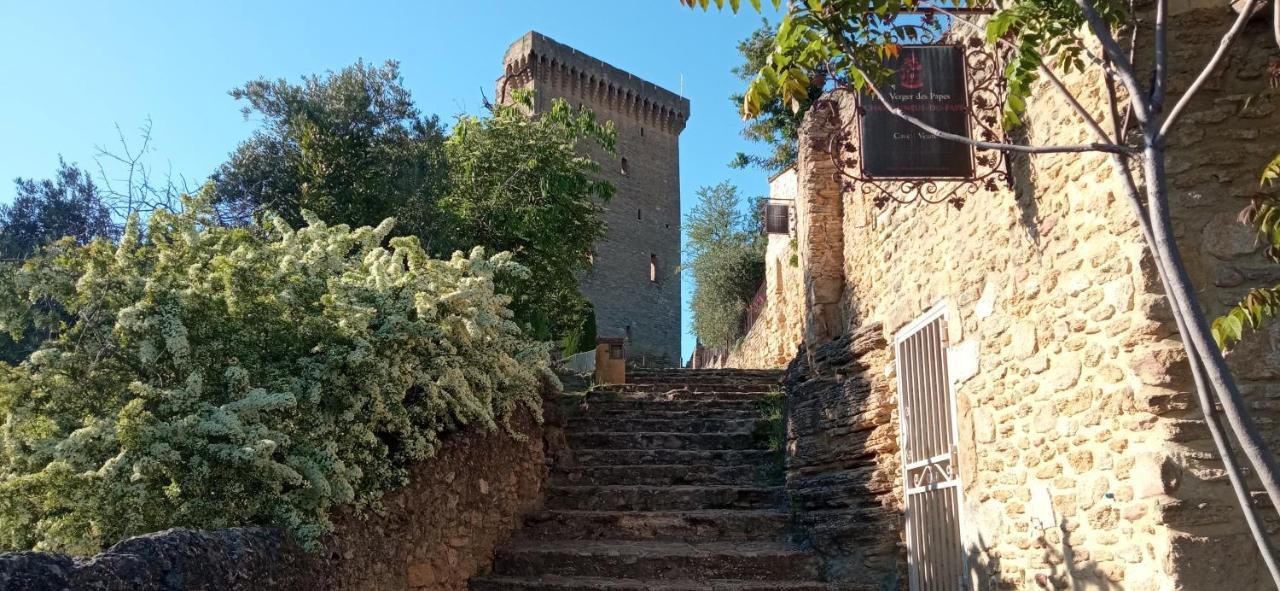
[895,305,966,591]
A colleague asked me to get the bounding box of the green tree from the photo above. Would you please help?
[728,19,822,173]
[690,0,1280,579]
[0,159,118,364]
[211,60,449,243]
[441,93,616,340]
[1,159,116,260]
[211,62,616,345]
[686,181,765,348]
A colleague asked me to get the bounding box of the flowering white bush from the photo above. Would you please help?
[0,204,552,555]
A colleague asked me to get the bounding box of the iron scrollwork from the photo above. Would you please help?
[829,36,1011,210]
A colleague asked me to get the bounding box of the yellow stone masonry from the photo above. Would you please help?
[722,8,1280,590]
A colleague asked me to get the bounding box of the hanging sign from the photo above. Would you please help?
[859,45,974,179]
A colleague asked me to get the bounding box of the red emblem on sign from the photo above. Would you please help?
[899,53,924,90]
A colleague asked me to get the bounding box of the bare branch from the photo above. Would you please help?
[846,66,1135,154]
[1074,0,1152,125]
[1103,57,1132,147]
[1115,163,1280,585]
[938,10,1119,145]
[92,117,189,221]
[1157,0,1264,140]
[1151,0,1168,112]
[1120,0,1139,134]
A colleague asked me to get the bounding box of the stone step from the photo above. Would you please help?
[595,384,778,394]
[519,509,792,542]
[593,390,771,402]
[583,408,765,421]
[606,374,780,383]
[544,485,784,511]
[487,541,822,582]
[625,374,783,383]
[569,417,759,434]
[470,575,830,590]
[570,448,777,467]
[566,431,765,451]
[628,368,782,376]
[553,463,776,486]
[583,399,763,412]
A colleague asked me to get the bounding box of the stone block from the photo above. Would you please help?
[1202,211,1260,259]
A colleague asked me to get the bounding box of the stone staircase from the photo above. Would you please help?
[470,368,833,591]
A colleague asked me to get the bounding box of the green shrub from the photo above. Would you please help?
[0,202,552,555]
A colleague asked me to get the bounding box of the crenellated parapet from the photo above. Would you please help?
[501,31,690,135]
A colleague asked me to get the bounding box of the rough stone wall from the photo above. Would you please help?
[781,323,905,588]
[829,71,1181,588]
[796,104,848,346]
[729,101,851,370]
[0,528,310,591]
[501,32,687,365]
[721,8,1280,590]
[316,410,547,590]
[1132,10,1280,589]
[729,168,810,368]
[0,410,548,591]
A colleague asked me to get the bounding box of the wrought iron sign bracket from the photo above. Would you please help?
[829,36,1013,210]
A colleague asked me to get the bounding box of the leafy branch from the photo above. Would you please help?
[1214,177,1280,349]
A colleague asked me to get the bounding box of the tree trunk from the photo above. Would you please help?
[1140,141,1280,521]
[1107,147,1280,584]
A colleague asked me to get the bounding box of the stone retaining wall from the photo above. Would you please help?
[0,408,550,591]
[726,169,808,369]
[781,324,904,588]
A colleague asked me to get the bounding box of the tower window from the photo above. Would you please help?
[650,254,657,282]
[621,158,630,176]
[640,127,645,137]
[637,209,642,220]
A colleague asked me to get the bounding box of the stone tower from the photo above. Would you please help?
[500,32,688,365]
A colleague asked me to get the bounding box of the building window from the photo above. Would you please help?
[650,254,657,282]
[765,202,791,234]
[637,209,642,220]
[640,127,645,137]
[621,157,630,176]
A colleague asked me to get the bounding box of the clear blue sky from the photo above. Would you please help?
[0,0,784,363]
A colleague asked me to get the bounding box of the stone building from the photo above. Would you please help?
[713,5,1280,591]
[499,32,688,365]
